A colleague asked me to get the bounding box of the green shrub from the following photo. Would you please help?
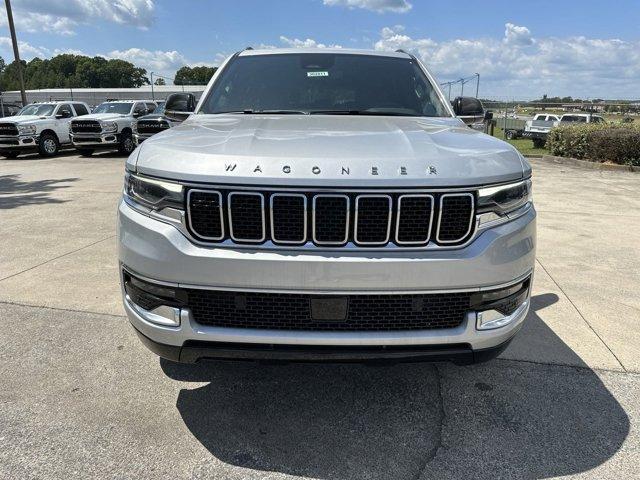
[546,123,640,166]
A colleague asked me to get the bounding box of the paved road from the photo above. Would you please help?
[1,152,638,479]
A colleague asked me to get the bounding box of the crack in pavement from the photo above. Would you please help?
[0,235,116,283]
[412,363,446,480]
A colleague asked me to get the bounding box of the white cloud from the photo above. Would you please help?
[104,48,187,76]
[323,0,412,13]
[0,37,49,58]
[374,23,640,98]
[0,0,155,35]
[279,36,342,49]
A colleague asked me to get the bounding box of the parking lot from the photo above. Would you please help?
[1,152,639,479]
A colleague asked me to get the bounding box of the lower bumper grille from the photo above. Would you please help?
[187,290,470,331]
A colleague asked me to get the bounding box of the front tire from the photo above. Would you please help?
[39,133,59,157]
[505,130,516,140]
[119,132,135,155]
[77,149,94,157]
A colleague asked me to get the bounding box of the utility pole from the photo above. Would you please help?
[150,72,155,101]
[475,73,480,98]
[4,0,27,106]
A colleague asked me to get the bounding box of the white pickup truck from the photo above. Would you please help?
[0,101,91,158]
[69,100,157,156]
[523,113,605,148]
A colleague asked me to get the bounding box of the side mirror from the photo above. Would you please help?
[164,92,197,122]
[484,110,493,121]
[132,111,142,118]
[55,114,63,119]
[452,96,485,125]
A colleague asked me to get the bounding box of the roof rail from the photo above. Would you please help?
[244,46,254,51]
[395,49,417,61]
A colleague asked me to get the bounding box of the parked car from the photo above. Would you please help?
[0,102,21,118]
[132,93,197,145]
[0,101,91,158]
[69,100,157,156]
[523,113,603,147]
[119,48,535,365]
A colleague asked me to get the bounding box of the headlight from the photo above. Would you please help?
[476,179,532,227]
[17,124,36,135]
[101,121,118,133]
[124,172,184,211]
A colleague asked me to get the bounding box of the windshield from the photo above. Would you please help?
[93,103,133,115]
[201,53,449,117]
[18,104,56,116]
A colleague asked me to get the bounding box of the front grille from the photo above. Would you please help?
[0,123,18,136]
[187,189,475,248]
[136,120,169,135]
[71,120,101,133]
[187,289,470,331]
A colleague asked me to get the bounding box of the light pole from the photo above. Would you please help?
[150,72,155,101]
[475,73,480,98]
[4,0,27,106]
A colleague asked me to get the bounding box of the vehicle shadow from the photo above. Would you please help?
[0,174,78,209]
[161,293,630,480]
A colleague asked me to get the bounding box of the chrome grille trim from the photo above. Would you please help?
[354,194,392,245]
[228,192,266,243]
[186,189,225,240]
[395,194,434,245]
[270,193,308,244]
[436,193,475,244]
[312,194,350,246]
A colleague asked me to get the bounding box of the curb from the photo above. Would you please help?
[537,155,640,173]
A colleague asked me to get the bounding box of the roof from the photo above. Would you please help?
[238,48,412,59]
[102,99,155,103]
[28,101,86,105]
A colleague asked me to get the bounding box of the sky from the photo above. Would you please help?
[1,0,639,99]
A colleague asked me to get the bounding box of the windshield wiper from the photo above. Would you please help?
[214,109,309,115]
[309,110,421,117]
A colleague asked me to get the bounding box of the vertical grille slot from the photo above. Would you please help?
[270,194,307,244]
[354,195,392,245]
[313,195,350,245]
[396,194,434,245]
[187,190,224,240]
[228,192,265,242]
[437,193,474,243]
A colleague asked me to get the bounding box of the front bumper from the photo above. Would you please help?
[118,200,536,362]
[70,132,120,148]
[0,134,38,150]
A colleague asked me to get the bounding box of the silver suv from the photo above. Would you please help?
[119,49,536,364]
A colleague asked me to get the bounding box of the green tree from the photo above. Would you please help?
[154,77,166,86]
[174,65,217,85]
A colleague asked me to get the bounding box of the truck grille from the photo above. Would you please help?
[71,120,101,133]
[0,123,18,136]
[187,289,470,331]
[136,120,169,135]
[187,188,475,248]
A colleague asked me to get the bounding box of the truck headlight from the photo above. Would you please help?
[476,179,532,227]
[124,172,184,211]
[101,121,118,133]
[17,124,36,135]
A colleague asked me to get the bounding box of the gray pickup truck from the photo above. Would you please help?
[119,48,535,365]
[524,113,604,147]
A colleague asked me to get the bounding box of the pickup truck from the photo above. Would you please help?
[0,101,91,158]
[132,93,197,145]
[69,100,157,156]
[119,48,535,365]
[523,113,604,147]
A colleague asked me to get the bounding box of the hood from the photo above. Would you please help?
[134,115,526,187]
[78,113,128,122]
[137,114,167,122]
[2,115,50,124]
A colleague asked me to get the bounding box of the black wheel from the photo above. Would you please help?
[77,149,94,157]
[2,151,19,159]
[39,133,59,157]
[506,130,516,140]
[118,132,135,155]
[533,138,546,148]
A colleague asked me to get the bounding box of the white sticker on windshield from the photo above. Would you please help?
[307,71,329,77]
